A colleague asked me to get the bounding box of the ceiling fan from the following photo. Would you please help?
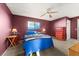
[40,8,58,18]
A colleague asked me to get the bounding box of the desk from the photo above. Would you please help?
[6,35,17,48]
[69,43,79,56]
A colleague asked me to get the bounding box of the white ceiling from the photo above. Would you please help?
[6,3,79,21]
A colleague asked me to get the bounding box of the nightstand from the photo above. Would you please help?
[6,35,18,48]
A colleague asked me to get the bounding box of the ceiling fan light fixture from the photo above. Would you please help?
[40,8,58,18]
[49,14,52,18]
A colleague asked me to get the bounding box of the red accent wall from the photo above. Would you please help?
[0,4,12,55]
[11,15,51,38]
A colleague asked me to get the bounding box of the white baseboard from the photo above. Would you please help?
[2,46,10,56]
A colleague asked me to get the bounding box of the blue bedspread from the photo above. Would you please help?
[23,34,54,56]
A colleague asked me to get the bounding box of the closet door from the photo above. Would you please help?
[71,19,77,39]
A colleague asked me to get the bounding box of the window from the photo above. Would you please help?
[28,21,40,30]
[34,22,40,29]
[28,21,34,30]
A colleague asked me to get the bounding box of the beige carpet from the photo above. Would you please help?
[53,38,79,55]
[2,38,79,56]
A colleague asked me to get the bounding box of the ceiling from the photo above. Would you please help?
[6,3,79,21]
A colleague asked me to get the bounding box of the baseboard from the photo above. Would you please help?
[2,46,10,56]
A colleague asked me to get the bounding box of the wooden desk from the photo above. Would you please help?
[6,35,18,48]
[69,43,79,56]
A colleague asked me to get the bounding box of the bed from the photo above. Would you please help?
[23,31,54,56]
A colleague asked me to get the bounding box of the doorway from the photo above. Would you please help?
[77,19,79,40]
[66,20,71,40]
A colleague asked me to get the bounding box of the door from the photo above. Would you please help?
[71,19,77,39]
[66,20,71,40]
[77,19,79,39]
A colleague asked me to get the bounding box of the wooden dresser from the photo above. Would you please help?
[55,27,66,41]
[69,43,79,56]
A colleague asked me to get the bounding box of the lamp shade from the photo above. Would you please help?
[11,28,18,35]
[42,28,46,32]
[12,28,17,32]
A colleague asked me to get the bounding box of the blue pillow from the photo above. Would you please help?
[26,31,37,35]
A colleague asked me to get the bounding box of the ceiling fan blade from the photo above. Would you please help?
[49,11,58,13]
[40,12,47,17]
[47,8,53,11]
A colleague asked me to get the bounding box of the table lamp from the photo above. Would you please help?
[11,28,18,35]
[42,28,46,33]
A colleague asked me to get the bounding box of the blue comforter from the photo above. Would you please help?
[23,34,54,56]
